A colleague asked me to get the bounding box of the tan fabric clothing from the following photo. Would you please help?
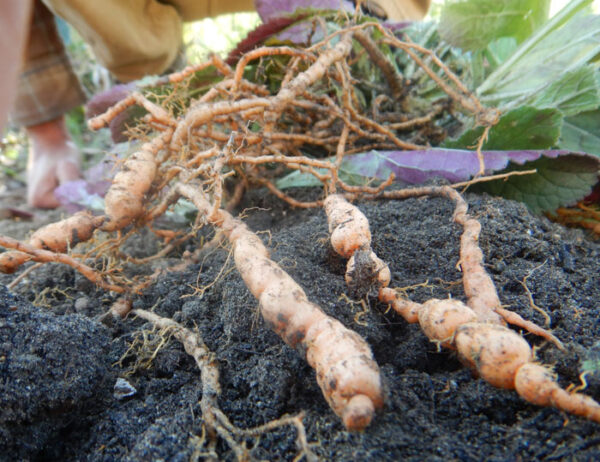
[10,0,85,127]
[11,0,431,126]
[43,0,255,82]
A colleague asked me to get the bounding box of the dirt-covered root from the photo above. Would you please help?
[176,183,384,430]
[324,194,390,297]
[515,363,600,423]
[325,194,371,258]
[456,321,600,421]
[387,296,600,423]
[323,188,597,422]
[102,130,173,232]
[0,211,104,273]
[381,185,563,347]
[0,234,125,293]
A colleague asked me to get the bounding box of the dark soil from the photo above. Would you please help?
[1,189,600,461]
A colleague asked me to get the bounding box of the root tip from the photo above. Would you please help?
[342,394,375,431]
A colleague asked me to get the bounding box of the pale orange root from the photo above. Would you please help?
[378,287,420,323]
[324,194,371,259]
[267,34,353,120]
[0,234,125,293]
[378,292,600,423]
[382,186,562,344]
[455,322,533,389]
[88,92,174,130]
[453,321,600,422]
[448,188,504,324]
[177,183,383,431]
[0,211,104,273]
[346,249,391,289]
[418,298,477,349]
[515,363,600,423]
[324,194,391,299]
[102,130,172,232]
[495,306,565,350]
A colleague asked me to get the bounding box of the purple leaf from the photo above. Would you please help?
[253,0,354,45]
[54,160,113,213]
[255,0,353,22]
[343,149,600,213]
[226,16,307,65]
[344,149,576,184]
[277,148,599,212]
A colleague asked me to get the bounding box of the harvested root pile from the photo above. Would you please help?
[1,14,598,457]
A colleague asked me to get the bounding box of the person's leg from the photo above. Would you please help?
[25,116,80,208]
[0,1,33,131]
[10,0,85,208]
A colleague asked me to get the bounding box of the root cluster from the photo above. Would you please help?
[1,15,596,457]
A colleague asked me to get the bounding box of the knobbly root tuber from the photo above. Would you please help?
[102,131,172,231]
[417,298,477,349]
[325,188,599,423]
[455,322,533,389]
[325,194,371,259]
[177,183,384,430]
[324,194,390,297]
[0,211,104,273]
[389,296,600,422]
[346,248,391,293]
[456,321,600,421]
[515,363,600,422]
[382,185,563,347]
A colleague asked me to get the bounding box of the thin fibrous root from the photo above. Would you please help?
[88,92,174,130]
[264,33,354,131]
[353,30,404,101]
[132,310,317,462]
[0,235,125,293]
[0,211,104,274]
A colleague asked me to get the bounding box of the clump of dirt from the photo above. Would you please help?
[1,190,600,460]
[0,285,112,460]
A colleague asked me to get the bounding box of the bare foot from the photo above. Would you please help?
[26,116,82,208]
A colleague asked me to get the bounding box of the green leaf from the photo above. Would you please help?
[472,154,599,213]
[484,37,518,68]
[275,159,371,189]
[439,0,550,51]
[581,341,600,378]
[477,0,598,102]
[529,65,600,116]
[276,169,322,189]
[444,106,563,150]
[559,109,600,157]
